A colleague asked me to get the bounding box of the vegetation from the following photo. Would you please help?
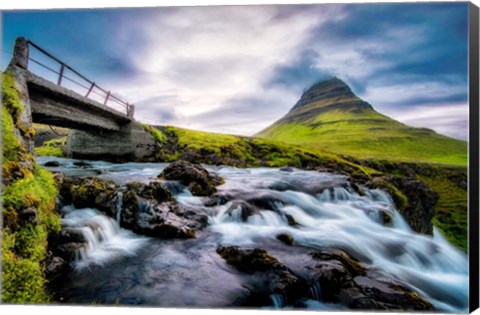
[142,123,167,143]
[2,71,61,303]
[34,137,67,157]
[154,126,377,178]
[257,106,467,166]
[352,159,468,252]
[418,170,467,251]
[148,123,468,251]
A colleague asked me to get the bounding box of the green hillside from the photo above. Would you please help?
[256,78,467,165]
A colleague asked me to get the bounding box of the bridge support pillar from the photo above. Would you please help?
[6,44,35,154]
[65,121,160,161]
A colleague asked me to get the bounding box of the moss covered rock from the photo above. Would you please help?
[1,71,61,303]
[159,160,224,196]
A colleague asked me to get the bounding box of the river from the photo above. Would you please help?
[38,156,469,312]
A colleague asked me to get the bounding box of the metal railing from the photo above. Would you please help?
[14,39,135,117]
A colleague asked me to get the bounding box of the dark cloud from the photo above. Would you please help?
[266,49,332,91]
[311,3,468,93]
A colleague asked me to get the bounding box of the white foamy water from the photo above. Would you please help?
[40,157,469,312]
[202,167,469,313]
[61,205,147,270]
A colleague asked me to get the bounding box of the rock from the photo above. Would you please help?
[390,177,438,235]
[58,228,87,243]
[224,200,259,222]
[45,254,68,280]
[45,160,61,167]
[18,206,37,224]
[158,160,224,196]
[58,177,118,216]
[309,249,432,311]
[54,242,85,261]
[119,182,207,239]
[73,160,93,168]
[216,246,304,305]
[276,233,294,245]
[125,181,173,204]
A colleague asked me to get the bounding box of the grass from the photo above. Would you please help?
[142,123,167,143]
[157,126,377,177]
[257,106,467,166]
[1,71,61,303]
[417,170,467,251]
[34,137,67,157]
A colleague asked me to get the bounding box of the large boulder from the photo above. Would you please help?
[57,176,118,216]
[365,176,437,235]
[309,249,432,310]
[390,177,438,235]
[158,160,224,196]
[217,246,304,306]
[120,181,208,239]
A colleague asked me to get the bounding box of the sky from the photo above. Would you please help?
[1,3,470,140]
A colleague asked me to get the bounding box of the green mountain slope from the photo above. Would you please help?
[256,78,467,165]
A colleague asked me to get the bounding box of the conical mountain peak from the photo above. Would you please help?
[291,77,371,113]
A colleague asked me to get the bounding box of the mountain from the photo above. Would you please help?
[256,78,467,165]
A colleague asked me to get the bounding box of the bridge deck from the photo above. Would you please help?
[26,70,133,132]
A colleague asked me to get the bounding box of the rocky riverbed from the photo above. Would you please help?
[39,157,468,312]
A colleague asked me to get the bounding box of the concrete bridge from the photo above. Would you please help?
[7,37,158,160]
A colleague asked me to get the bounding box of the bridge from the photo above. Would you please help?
[7,37,158,160]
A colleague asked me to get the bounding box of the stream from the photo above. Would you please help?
[38,156,469,312]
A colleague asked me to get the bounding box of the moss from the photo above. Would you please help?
[152,125,376,178]
[2,106,24,161]
[141,123,167,143]
[34,137,66,157]
[418,171,467,251]
[1,71,61,303]
[367,177,408,211]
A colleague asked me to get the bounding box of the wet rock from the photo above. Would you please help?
[216,246,304,305]
[45,254,68,280]
[45,160,61,167]
[54,242,85,261]
[58,228,87,243]
[390,177,437,235]
[58,177,118,216]
[119,182,207,239]
[224,200,259,222]
[73,160,93,168]
[18,207,37,224]
[309,249,432,311]
[158,160,224,196]
[125,181,173,204]
[276,233,294,245]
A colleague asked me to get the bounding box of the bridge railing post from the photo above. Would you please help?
[57,64,65,86]
[127,104,135,118]
[10,37,29,69]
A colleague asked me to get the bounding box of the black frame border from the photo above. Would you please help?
[469,2,480,313]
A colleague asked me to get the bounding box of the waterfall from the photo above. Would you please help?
[61,205,146,269]
[45,158,468,312]
[208,167,469,312]
[309,282,322,301]
[270,292,287,309]
[115,191,124,223]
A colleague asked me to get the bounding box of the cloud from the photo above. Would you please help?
[386,103,469,140]
[2,3,469,140]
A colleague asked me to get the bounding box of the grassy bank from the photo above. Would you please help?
[2,72,61,302]
[146,125,378,178]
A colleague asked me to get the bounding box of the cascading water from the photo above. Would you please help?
[40,157,469,312]
[60,205,146,270]
[204,167,469,312]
